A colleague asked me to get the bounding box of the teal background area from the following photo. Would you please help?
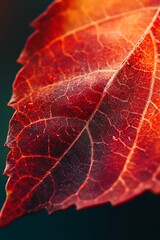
[0,1,160,239]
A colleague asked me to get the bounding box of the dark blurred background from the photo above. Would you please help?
[0,1,160,239]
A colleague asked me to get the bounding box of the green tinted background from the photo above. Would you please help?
[0,1,160,239]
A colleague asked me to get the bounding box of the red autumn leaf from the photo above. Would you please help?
[0,0,160,227]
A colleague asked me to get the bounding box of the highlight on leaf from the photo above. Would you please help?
[0,0,160,227]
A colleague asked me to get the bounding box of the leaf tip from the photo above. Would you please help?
[0,189,25,227]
